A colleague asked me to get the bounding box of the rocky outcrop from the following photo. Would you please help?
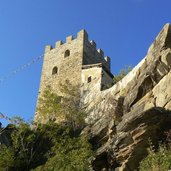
[82,23,171,170]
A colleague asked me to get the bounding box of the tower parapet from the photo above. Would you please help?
[43,29,89,53]
[45,45,53,53]
[90,40,96,49]
[55,40,63,47]
[104,56,111,70]
[77,29,89,42]
[66,35,74,43]
[97,48,104,57]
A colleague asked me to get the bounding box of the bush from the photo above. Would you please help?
[0,121,93,171]
[37,81,86,133]
[0,81,93,171]
[139,144,171,171]
[33,134,93,171]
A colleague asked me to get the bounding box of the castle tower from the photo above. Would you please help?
[35,30,114,122]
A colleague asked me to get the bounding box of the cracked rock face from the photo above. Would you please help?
[82,23,171,170]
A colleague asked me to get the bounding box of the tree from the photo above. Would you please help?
[0,81,93,171]
[0,118,56,171]
[0,145,15,171]
[37,80,86,133]
[0,120,93,171]
[33,133,93,171]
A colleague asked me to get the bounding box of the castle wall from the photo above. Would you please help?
[81,67,102,93]
[38,30,88,93]
[83,40,110,71]
[35,30,88,122]
[35,29,113,123]
[101,69,114,90]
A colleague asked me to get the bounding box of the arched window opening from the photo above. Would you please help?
[88,76,92,83]
[52,66,58,75]
[64,50,70,57]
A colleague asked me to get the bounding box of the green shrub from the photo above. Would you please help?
[139,144,171,171]
[0,121,93,171]
[37,81,86,133]
[0,82,93,171]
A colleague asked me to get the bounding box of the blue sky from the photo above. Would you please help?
[0,0,171,125]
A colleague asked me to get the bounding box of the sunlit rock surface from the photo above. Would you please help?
[82,23,171,171]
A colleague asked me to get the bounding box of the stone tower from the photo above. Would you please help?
[35,29,114,122]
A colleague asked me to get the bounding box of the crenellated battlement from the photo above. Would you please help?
[89,40,105,58]
[44,29,111,72]
[44,30,109,64]
[44,29,89,53]
[55,40,63,47]
[104,56,111,70]
[45,45,53,53]
[97,48,104,57]
[66,35,74,43]
[90,40,96,48]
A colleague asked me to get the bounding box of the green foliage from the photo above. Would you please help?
[139,144,171,171]
[0,121,93,171]
[0,145,15,170]
[113,65,132,83]
[33,135,93,171]
[0,81,93,171]
[0,121,53,171]
[37,81,86,132]
[37,85,63,121]
[34,122,93,171]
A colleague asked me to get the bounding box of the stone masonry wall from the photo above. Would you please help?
[81,67,102,96]
[101,69,114,90]
[83,40,110,71]
[35,30,87,122]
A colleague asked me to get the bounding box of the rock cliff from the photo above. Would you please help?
[82,23,171,170]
